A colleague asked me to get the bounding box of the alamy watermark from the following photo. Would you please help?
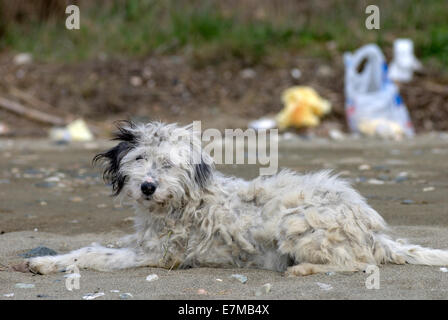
[365,264,380,289]
[171,121,278,176]
[65,5,80,30]
[365,5,380,30]
[65,264,81,291]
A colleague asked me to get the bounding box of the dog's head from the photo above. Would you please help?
[93,121,213,211]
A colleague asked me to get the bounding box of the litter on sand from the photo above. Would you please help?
[344,44,414,140]
[230,274,248,284]
[82,292,105,300]
[119,293,133,299]
[276,86,331,129]
[316,282,333,291]
[49,119,94,142]
[15,283,35,289]
[146,274,159,282]
[255,283,272,296]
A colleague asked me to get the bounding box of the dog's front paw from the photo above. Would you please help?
[27,256,58,275]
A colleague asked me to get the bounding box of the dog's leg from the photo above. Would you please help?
[285,262,367,276]
[27,244,160,275]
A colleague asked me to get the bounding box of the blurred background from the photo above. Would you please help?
[0,0,447,137]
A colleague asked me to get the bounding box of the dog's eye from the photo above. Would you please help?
[136,155,144,161]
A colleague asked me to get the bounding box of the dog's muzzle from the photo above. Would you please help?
[141,181,157,196]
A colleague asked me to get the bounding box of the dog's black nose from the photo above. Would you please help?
[141,182,157,196]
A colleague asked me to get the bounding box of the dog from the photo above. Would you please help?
[27,121,448,276]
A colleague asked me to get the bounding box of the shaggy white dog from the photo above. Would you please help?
[28,121,448,276]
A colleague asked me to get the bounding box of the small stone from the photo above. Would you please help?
[290,68,302,79]
[367,179,385,185]
[70,196,84,202]
[3,293,14,297]
[230,274,248,284]
[130,76,143,87]
[316,282,333,291]
[14,53,33,65]
[377,174,390,181]
[255,283,272,296]
[35,182,57,188]
[329,129,345,141]
[15,283,35,289]
[440,267,448,273]
[325,272,335,276]
[215,278,223,282]
[36,294,50,298]
[45,176,60,182]
[423,187,435,192]
[146,274,159,282]
[197,289,207,295]
[395,176,408,183]
[401,199,415,205]
[40,201,48,206]
[240,68,256,79]
[358,164,371,171]
[96,203,107,208]
[110,290,120,293]
[19,246,58,258]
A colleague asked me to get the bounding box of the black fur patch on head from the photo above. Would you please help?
[93,121,138,195]
[112,120,138,144]
[194,158,212,190]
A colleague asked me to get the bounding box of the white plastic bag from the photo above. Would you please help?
[344,44,414,139]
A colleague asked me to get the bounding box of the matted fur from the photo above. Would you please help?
[28,122,448,276]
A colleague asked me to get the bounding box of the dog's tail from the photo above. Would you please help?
[377,235,448,266]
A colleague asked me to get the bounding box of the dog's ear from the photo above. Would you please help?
[194,158,212,190]
[93,121,137,195]
[93,142,133,195]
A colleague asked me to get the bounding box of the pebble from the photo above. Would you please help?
[255,283,272,296]
[325,272,335,276]
[146,274,159,282]
[290,68,302,79]
[395,176,409,183]
[45,176,60,182]
[3,293,14,297]
[367,179,385,185]
[36,294,50,298]
[110,290,120,293]
[423,187,435,192]
[82,292,105,300]
[215,278,223,282]
[401,199,415,205]
[329,129,345,141]
[440,267,448,273]
[19,246,58,258]
[15,283,35,289]
[34,182,57,188]
[240,68,256,79]
[316,282,333,291]
[358,164,371,171]
[197,289,207,295]
[70,196,84,202]
[130,76,143,87]
[230,274,248,284]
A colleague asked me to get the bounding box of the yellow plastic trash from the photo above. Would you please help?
[276,86,331,129]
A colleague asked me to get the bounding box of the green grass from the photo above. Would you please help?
[0,0,447,68]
